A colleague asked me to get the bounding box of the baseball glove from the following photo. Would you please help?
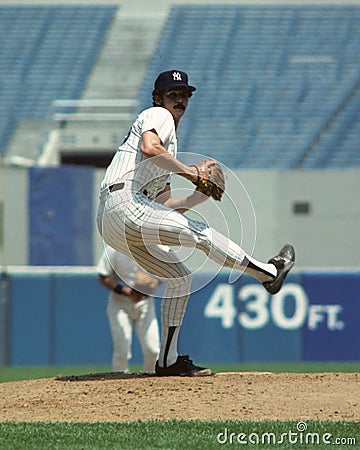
[191,159,225,201]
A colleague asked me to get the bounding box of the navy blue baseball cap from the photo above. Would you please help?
[153,70,196,94]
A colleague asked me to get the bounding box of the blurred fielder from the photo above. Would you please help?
[97,245,160,374]
[97,70,295,376]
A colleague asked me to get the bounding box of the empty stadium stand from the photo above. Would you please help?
[2,4,359,169]
[0,5,117,156]
[139,5,360,168]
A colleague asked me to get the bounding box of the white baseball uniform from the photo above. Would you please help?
[97,106,276,367]
[97,246,160,373]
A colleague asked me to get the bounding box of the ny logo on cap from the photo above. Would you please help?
[172,71,182,81]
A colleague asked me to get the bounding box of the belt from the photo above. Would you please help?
[109,182,124,193]
[109,182,148,197]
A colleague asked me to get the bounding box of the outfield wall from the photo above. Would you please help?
[0,267,359,366]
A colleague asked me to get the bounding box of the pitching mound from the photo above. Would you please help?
[0,372,358,422]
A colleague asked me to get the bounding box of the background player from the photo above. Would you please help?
[97,70,295,376]
[97,245,160,374]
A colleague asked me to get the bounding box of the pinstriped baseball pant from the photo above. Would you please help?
[97,188,263,327]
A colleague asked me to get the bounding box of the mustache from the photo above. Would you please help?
[174,104,185,110]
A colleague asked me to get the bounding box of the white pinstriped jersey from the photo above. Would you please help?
[101,107,177,200]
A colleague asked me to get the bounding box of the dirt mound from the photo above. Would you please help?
[0,372,358,422]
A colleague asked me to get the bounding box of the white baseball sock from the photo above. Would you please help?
[158,326,180,367]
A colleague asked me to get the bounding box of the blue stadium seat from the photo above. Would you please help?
[139,5,360,168]
[0,5,117,155]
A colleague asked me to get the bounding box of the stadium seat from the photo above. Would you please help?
[0,5,117,155]
[139,5,360,168]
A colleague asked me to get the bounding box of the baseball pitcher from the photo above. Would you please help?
[97,70,295,376]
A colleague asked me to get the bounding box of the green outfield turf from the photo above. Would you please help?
[0,420,358,449]
[0,362,359,383]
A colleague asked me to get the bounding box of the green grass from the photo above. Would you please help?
[210,361,360,374]
[0,365,111,383]
[0,420,358,449]
[0,362,359,383]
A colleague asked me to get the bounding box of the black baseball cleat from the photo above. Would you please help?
[155,354,212,377]
[263,244,295,295]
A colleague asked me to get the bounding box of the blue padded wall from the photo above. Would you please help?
[302,272,360,361]
[7,272,53,365]
[1,269,359,366]
[52,272,112,365]
[28,166,93,265]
